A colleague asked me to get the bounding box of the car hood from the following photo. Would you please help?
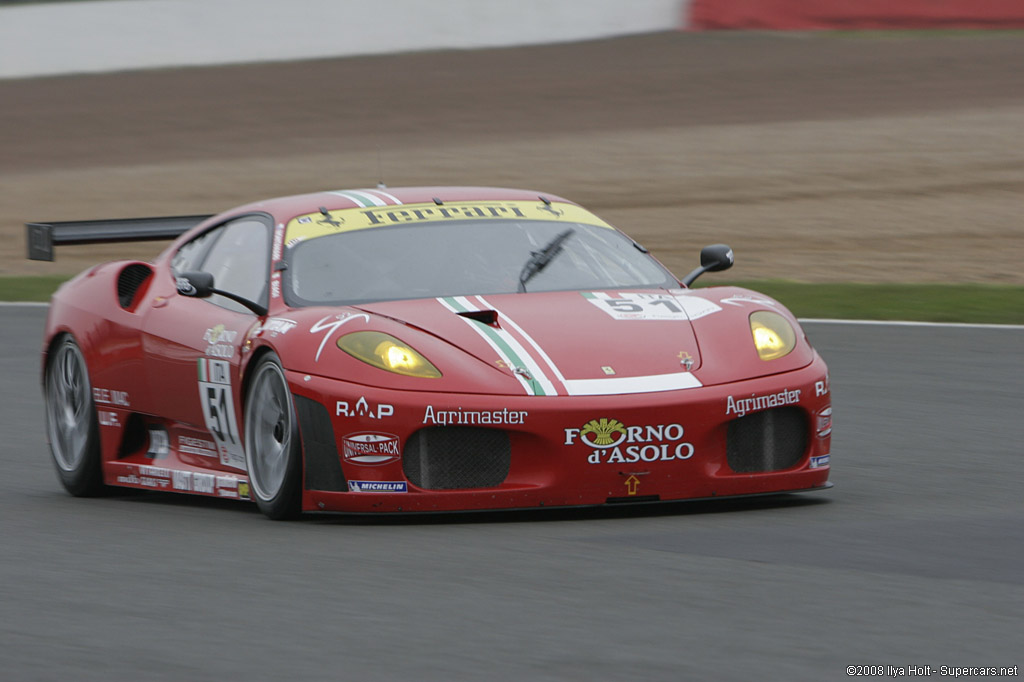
[345,287,814,395]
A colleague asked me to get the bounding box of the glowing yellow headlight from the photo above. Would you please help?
[337,331,442,378]
[749,310,796,361]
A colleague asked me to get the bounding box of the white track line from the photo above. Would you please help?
[800,318,1024,331]
[1,301,1021,330]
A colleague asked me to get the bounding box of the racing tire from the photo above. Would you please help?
[44,334,106,497]
[244,353,302,520]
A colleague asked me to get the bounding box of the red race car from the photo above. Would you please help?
[30,186,832,519]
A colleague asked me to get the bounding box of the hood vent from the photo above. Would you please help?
[457,309,498,326]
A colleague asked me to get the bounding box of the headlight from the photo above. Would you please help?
[337,331,442,378]
[749,311,796,361]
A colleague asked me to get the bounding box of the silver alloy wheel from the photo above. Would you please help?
[45,339,93,473]
[244,360,294,502]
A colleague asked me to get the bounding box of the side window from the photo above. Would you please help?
[171,228,218,276]
[198,217,271,314]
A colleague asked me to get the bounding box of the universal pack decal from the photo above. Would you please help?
[342,432,401,466]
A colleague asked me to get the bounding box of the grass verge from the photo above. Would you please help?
[700,280,1024,325]
[0,275,72,303]
[2,276,1022,325]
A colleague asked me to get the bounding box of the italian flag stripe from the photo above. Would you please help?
[197,358,207,381]
[440,297,546,396]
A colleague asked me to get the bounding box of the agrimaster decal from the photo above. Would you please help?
[725,389,801,417]
[423,406,528,426]
[197,358,245,471]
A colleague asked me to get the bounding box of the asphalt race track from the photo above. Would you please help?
[1,306,1021,681]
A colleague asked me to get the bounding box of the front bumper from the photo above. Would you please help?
[291,354,832,513]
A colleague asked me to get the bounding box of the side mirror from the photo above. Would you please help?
[175,270,267,316]
[681,244,734,286]
[176,271,215,298]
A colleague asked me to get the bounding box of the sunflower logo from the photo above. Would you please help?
[204,324,226,344]
[581,418,627,448]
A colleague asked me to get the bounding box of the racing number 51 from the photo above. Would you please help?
[606,298,682,314]
[206,385,235,443]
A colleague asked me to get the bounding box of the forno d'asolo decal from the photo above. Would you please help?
[564,418,694,464]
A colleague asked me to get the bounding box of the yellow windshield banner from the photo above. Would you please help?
[284,200,612,245]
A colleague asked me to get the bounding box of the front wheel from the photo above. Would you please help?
[244,353,301,520]
[44,334,105,496]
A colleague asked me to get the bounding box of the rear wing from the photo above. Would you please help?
[26,215,213,261]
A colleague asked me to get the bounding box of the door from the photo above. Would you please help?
[141,215,272,472]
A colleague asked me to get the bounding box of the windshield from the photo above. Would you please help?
[284,219,677,307]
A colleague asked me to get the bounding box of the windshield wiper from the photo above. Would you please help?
[517,228,575,293]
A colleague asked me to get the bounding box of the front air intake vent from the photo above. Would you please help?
[403,427,510,490]
[293,395,346,492]
[727,406,807,473]
[117,264,153,310]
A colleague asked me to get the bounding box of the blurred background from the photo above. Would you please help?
[2,0,1023,286]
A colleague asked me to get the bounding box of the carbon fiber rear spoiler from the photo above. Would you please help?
[26,215,213,261]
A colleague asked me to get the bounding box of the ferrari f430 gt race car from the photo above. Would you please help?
[31,187,832,519]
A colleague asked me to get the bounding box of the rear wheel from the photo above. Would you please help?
[244,353,301,519]
[44,335,105,496]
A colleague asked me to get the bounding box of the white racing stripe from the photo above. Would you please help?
[438,296,539,395]
[329,190,391,207]
[453,295,560,396]
[477,295,703,396]
[366,188,403,204]
[563,372,703,396]
[475,295,568,387]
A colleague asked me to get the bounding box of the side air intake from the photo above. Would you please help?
[117,264,153,310]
